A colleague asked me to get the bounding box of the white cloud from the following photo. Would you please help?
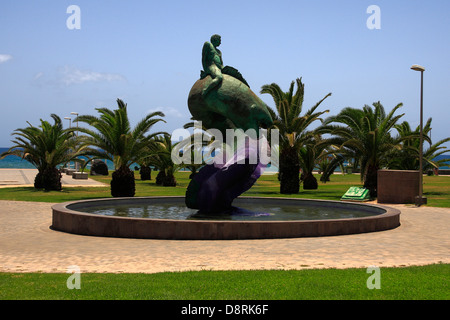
[0,54,12,63]
[60,66,125,85]
[148,106,184,118]
[33,72,44,80]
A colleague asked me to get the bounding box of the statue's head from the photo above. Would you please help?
[211,34,221,47]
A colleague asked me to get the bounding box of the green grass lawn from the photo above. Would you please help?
[0,171,449,207]
[0,264,448,300]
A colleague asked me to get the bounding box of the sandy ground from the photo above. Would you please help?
[0,199,448,274]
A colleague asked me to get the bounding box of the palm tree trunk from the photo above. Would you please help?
[162,174,177,187]
[42,167,62,191]
[34,170,44,189]
[364,164,378,197]
[111,165,135,197]
[155,170,166,185]
[303,172,318,190]
[139,165,151,180]
[279,146,300,194]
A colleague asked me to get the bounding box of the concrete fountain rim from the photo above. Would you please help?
[51,196,401,240]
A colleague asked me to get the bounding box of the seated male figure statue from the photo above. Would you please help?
[186,34,274,212]
[201,34,224,96]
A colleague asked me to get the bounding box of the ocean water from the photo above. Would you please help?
[0,147,277,171]
[0,148,36,169]
[0,147,448,170]
[0,147,116,170]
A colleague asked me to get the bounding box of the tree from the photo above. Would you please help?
[179,121,211,178]
[423,138,450,172]
[318,101,404,197]
[298,142,319,190]
[138,158,152,181]
[317,149,345,183]
[260,77,331,194]
[145,134,179,187]
[178,143,205,179]
[298,134,338,189]
[391,118,450,171]
[0,114,83,190]
[75,99,165,197]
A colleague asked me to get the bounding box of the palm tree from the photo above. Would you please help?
[145,134,179,186]
[260,77,331,194]
[298,134,336,189]
[178,121,211,178]
[176,142,206,179]
[318,101,405,197]
[298,142,319,190]
[0,114,83,190]
[317,152,346,183]
[423,138,450,172]
[138,158,152,181]
[391,118,450,171]
[75,99,166,197]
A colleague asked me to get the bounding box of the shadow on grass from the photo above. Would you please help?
[424,191,448,196]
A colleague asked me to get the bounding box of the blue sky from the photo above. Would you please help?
[1,0,449,149]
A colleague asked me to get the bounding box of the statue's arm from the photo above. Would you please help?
[202,42,214,71]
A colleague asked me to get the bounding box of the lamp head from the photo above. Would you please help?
[411,64,425,72]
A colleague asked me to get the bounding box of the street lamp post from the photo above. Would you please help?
[64,117,72,128]
[64,117,72,170]
[410,64,427,206]
[70,112,79,171]
[70,112,79,134]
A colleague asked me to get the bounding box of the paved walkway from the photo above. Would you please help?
[0,169,106,188]
[0,200,448,273]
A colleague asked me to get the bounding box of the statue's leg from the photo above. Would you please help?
[202,65,223,96]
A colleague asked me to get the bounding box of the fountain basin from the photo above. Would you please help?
[51,196,400,240]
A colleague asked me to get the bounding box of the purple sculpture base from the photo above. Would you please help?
[185,142,267,214]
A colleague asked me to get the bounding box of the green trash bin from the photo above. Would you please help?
[341,186,371,201]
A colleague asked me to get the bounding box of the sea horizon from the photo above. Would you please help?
[1,147,449,171]
[0,147,116,170]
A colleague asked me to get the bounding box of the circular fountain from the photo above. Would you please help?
[51,35,400,240]
[51,196,400,240]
